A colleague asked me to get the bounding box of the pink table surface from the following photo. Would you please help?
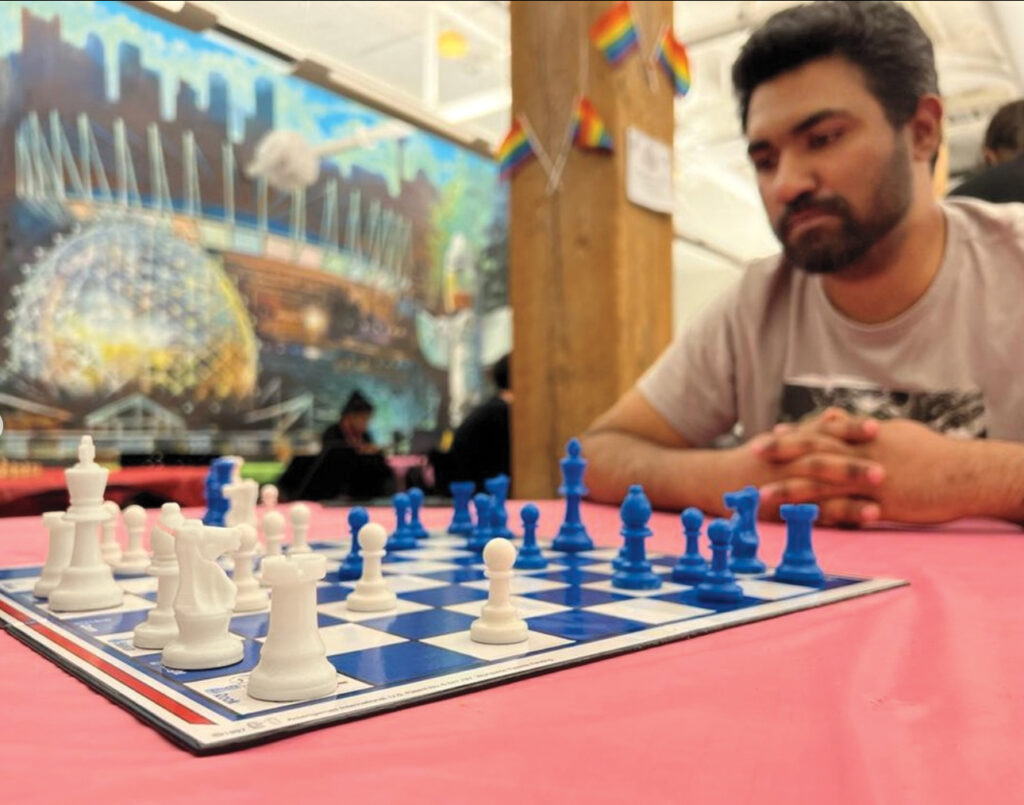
[1,501,1022,803]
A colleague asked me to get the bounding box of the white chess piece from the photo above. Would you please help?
[260,484,279,511]
[33,511,75,599]
[289,503,311,554]
[345,522,397,612]
[49,437,124,612]
[100,500,123,566]
[133,503,184,649]
[262,510,285,557]
[161,520,243,670]
[232,524,268,611]
[114,505,150,574]
[247,553,337,702]
[470,538,529,645]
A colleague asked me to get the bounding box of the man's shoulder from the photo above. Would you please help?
[943,196,1024,249]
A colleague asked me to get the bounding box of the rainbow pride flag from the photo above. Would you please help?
[496,117,536,181]
[590,1,638,65]
[572,97,614,152]
[657,27,691,96]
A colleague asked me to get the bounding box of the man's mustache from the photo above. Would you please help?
[779,194,851,235]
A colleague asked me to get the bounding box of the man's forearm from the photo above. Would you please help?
[962,439,1024,524]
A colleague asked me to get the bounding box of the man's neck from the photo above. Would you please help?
[821,199,947,324]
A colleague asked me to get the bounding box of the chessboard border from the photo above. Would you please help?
[0,572,907,754]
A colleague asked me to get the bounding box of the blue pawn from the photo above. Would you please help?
[407,487,430,540]
[696,519,744,603]
[448,481,475,536]
[386,493,418,551]
[612,485,661,590]
[337,507,369,581]
[513,503,547,570]
[774,504,826,587]
[466,493,494,552]
[671,507,709,584]
[485,475,514,540]
[552,438,594,553]
[202,457,234,526]
[724,486,767,574]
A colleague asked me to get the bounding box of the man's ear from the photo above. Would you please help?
[909,95,944,164]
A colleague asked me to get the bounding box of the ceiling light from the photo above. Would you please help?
[438,30,468,60]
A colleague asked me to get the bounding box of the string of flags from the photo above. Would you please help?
[497,1,690,190]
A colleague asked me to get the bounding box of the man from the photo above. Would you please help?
[322,390,380,455]
[949,99,1024,204]
[581,1,1024,527]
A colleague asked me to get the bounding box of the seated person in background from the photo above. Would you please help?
[581,1,1024,528]
[446,354,512,491]
[949,100,1024,204]
[322,391,381,455]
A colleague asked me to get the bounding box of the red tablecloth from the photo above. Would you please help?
[0,466,207,517]
[0,501,1021,802]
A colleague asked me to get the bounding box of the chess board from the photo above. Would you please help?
[0,530,905,754]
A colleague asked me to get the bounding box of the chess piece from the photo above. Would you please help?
[33,511,75,599]
[49,437,124,612]
[202,457,235,526]
[337,507,369,581]
[612,485,661,590]
[262,510,286,557]
[100,500,123,566]
[485,475,514,540]
[113,504,150,575]
[161,521,243,670]
[696,519,744,603]
[247,553,338,702]
[260,484,279,511]
[233,524,268,611]
[671,507,709,584]
[407,487,430,540]
[466,493,493,552]
[774,504,826,587]
[513,503,547,570]
[447,481,475,536]
[289,503,312,553]
[345,523,397,612]
[386,493,417,551]
[724,486,767,574]
[133,503,185,649]
[225,477,258,529]
[552,438,594,552]
[471,538,528,644]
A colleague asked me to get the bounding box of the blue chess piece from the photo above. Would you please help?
[513,503,547,570]
[202,457,234,526]
[337,507,369,581]
[552,438,594,553]
[671,507,709,584]
[386,492,418,551]
[466,493,494,552]
[448,481,475,536]
[485,475,514,540]
[696,519,744,603]
[724,486,767,574]
[774,504,826,587]
[407,487,430,540]
[611,485,661,590]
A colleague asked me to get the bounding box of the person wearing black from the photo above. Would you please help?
[321,390,379,453]
[949,100,1024,204]
[447,354,512,490]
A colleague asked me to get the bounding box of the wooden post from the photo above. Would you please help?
[509,1,674,498]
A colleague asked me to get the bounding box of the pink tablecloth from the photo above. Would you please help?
[0,501,1021,802]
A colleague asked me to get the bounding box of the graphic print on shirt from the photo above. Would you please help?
[779,375,987,437]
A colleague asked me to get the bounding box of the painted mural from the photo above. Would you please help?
[0,1,509,460]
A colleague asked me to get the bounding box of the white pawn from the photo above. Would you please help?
[232,524,268,611]
[33,511,75,599]
[247,553,337,702]
[133,503,184,650]
[114,505,150,574]
[345,522,396,612]
[289,503,311,554]
[100,500,123,565]
[260,484,279,511]
[262,510,285,557]
[470,538,529,645]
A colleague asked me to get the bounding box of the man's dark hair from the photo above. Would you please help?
[732,1,938,130]
[492,354,510,392]
[341,389,373,417]
[984,100,1024,156]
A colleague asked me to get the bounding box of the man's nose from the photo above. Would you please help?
[771,152,817,207]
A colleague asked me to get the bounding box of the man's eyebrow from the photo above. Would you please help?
[747,109,851,156]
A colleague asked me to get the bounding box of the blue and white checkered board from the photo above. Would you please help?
[0,531,904,753]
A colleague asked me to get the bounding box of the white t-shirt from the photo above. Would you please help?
[638,198,1024,446]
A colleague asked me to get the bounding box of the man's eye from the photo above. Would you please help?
[752,156,777,173]
[808,130,843,149]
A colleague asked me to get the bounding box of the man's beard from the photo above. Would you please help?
[774,138,913,275]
